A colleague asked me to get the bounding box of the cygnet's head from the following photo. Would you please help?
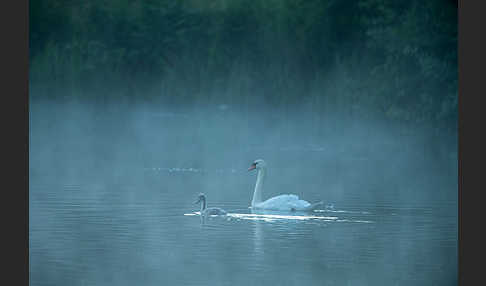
[248,159,266,171]
[194,193,206,204]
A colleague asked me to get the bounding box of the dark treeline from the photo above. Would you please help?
[30,0,457,137]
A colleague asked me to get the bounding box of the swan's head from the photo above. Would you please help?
[194,193,206,204]
[248,159,266,171]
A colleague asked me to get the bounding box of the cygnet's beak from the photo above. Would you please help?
[194,198,201,204]
[248,163,256,171]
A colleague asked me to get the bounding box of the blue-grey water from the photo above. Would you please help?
[29,169,457,286]
[29,103,457,285]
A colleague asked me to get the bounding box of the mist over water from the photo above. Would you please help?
[29,95,457,285]
[30,95,457,203]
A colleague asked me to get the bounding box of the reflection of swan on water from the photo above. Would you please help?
[252,214,264,257]
[248,159,324,212]
[194,193,227,216]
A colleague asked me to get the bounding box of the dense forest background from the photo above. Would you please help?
[30,0,457,128]
[29,0,458,201]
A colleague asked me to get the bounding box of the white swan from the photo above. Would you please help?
[248,159,324,211]
[194,193,227,216]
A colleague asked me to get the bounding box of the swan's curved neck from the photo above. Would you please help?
[252,167,266,207]
[199,198,206,212]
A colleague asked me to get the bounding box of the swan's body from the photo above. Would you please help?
[248,159,324,212]
[252,194,320,211]
[195,193,227,216]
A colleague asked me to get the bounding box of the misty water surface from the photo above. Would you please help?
[29,101,457,285]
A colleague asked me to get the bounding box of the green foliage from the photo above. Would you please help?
[29,0,457,133]
[364,0,455,134]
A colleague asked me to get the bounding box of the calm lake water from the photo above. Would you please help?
[29,169,457,286]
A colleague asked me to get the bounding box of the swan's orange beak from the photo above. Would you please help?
[248,163,256,171]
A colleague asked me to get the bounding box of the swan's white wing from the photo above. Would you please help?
[256,194,311,211]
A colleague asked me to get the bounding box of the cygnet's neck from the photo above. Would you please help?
[199,198,206,212]
[252,167,266,207]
